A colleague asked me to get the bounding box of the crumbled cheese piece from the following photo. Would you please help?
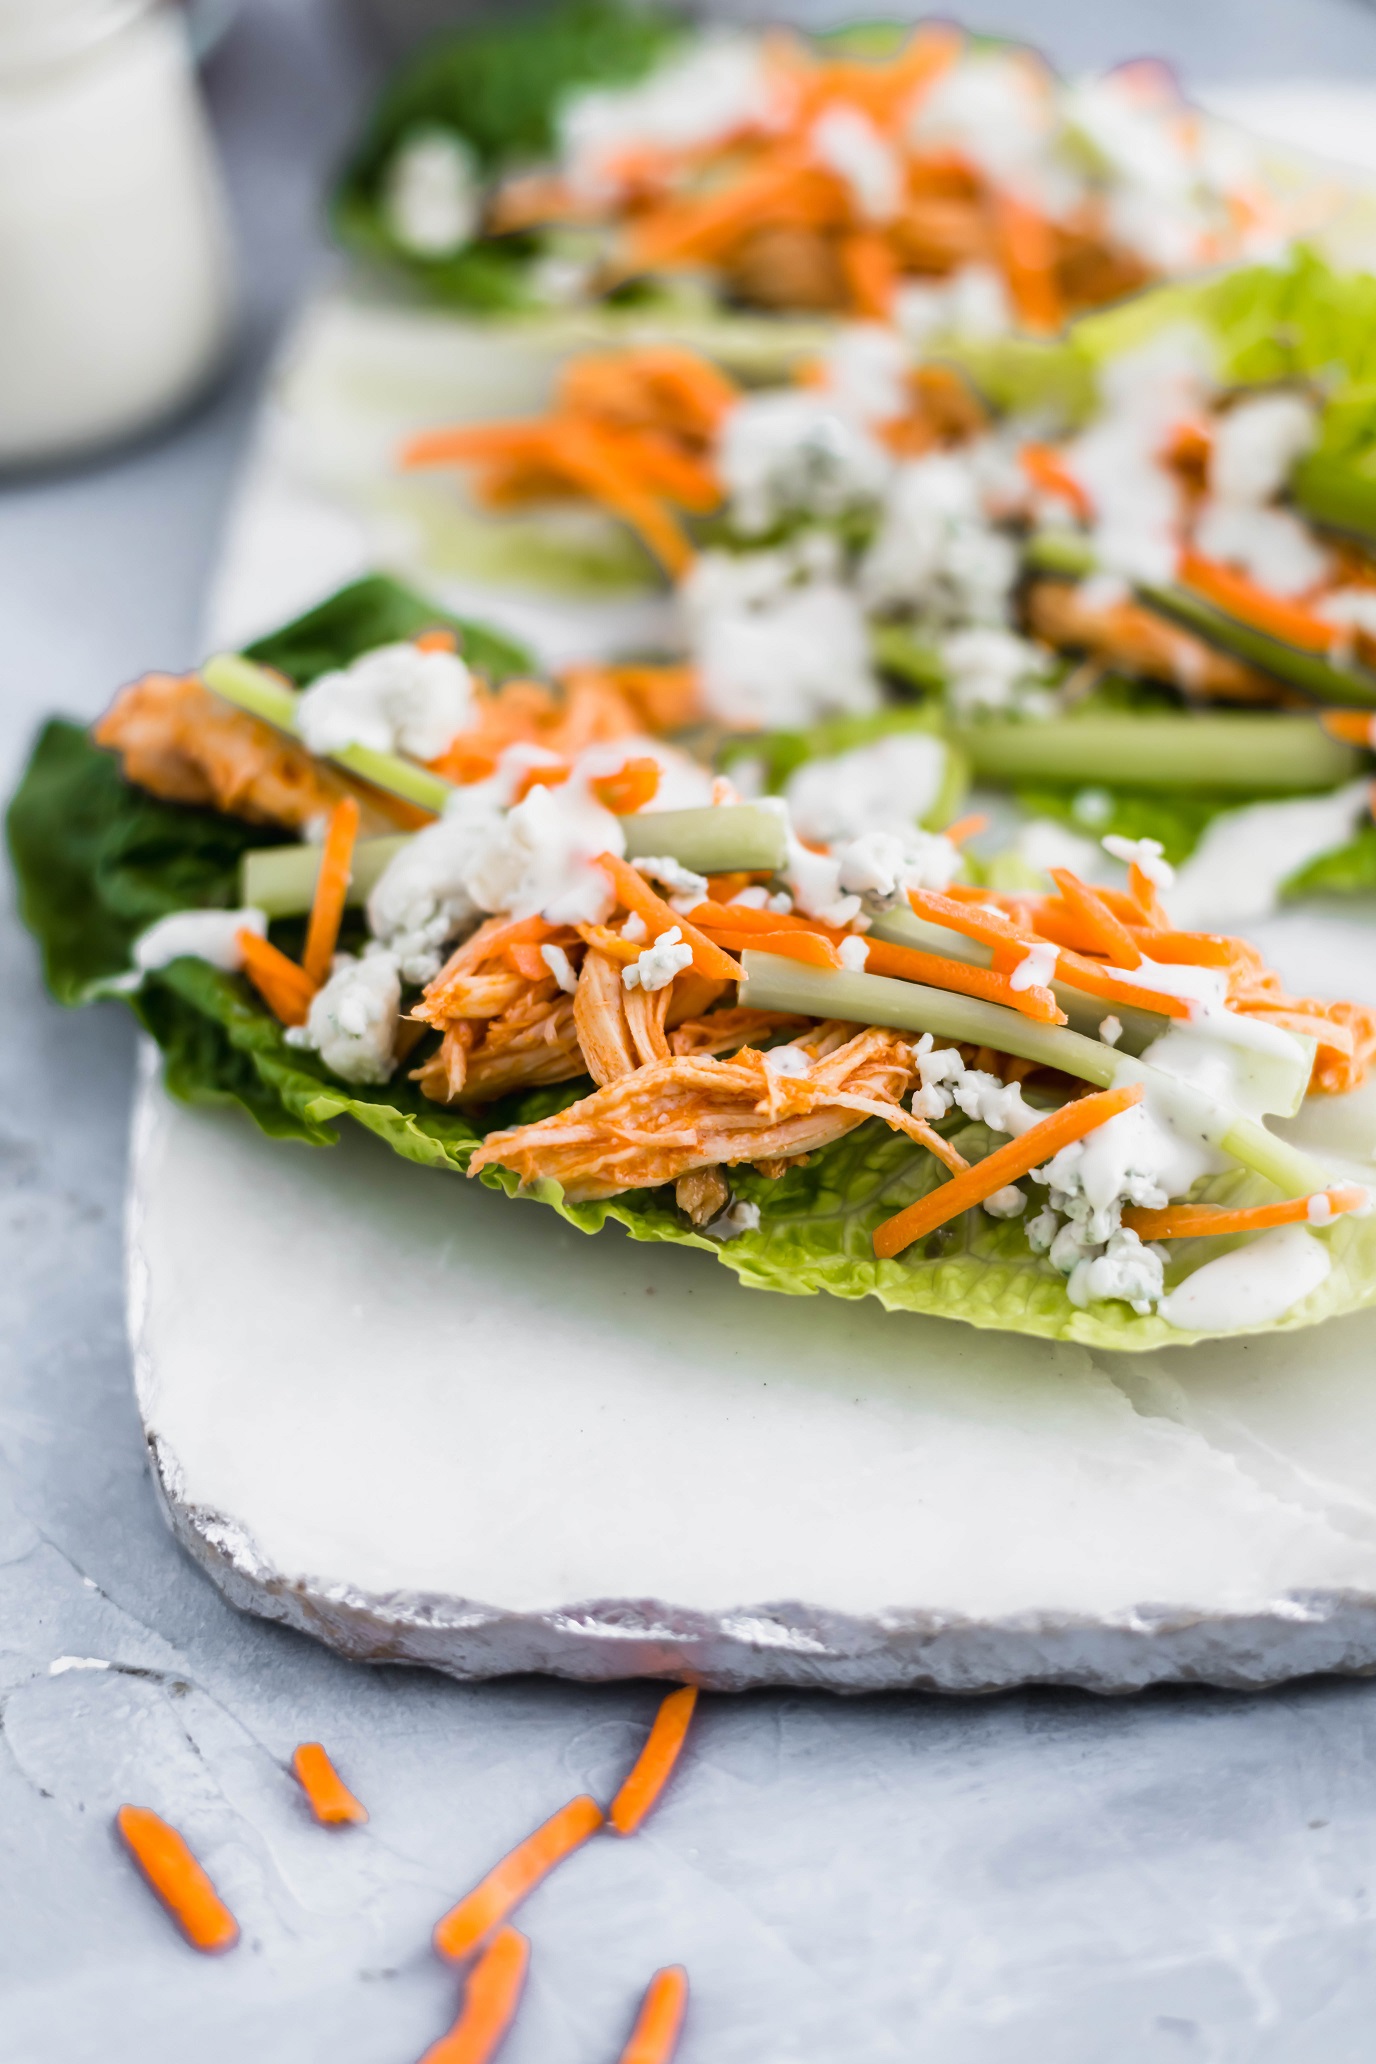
[784,732,948,846]
[1065,1226,1164,1315]
[385,128,479,256]
[781,836,861,929]
[705,1198,762,1240]
[1025,1203,1059,1253]
[1102,833,1175,889]
[1010,940,1059,992]
[983,1184,1028,1219]
[763,1043,811,1078]
[367,792,501,984]
[1099,1014,1123,1047]
[683,541,881,730]
[717,393,892,534]
[540,943,579,994]
[287,948,401,1085]
[834,828,960,904]
[463,773,622,927]
[811,104,902,220]
[860,449,1019,625]
[939,626,1056,719]
[622,911,648,943]
[623,927,693,992]
[296,641,474,761]
[1209,391,1316,505]
[560,36,775,200]
[1192,498,1329,597]
[894,264,1010,345]
[814,323,911,426]
[837,934,869,972]
[133,906,266,975]
[633,854,709,914]
[1306,1191,1334,1226]
[953,1068,1040,1137]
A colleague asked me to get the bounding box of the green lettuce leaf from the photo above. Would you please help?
[12,585,1375,1350]
[244,570,532,686]
[333,0,681,309]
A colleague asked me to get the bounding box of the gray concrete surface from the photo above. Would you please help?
[7,3,1376,2058]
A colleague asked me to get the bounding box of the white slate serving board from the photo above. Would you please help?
[129,88,1376,1695]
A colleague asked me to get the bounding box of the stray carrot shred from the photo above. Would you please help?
[291,1742,368,1826]
[617,1965,690,2064]
[597,853,741,984]
[592,757,662,815]
[1047,868,1143,969]
[433,1796,605,1963]
[1322,710,1376,748]
[874,1084,1144,1258]
[1122,1183,1368,1241]
[942,812,988,847]
[1177,550,1338,654]
[303,794,360,990]
[116,1805,239,1953]
[610,1686,699,1837]
[415,628,459,653]
[419,1926,531,2064]
[238,929,316,1028]
[700,923,843,971]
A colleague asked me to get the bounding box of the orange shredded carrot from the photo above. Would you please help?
[1047,868,1142,969]
[303,794,360,990]
[1124,862,1171,928]
[1322,710,1376,747]
[610,1687,699,1836]
[116,1805,239,1953]
[436,746,501,785]
[993,191,1063,335]
[1177,550,1338,654]
[420,1927,531,2064]
[617,1965,690,2064]
[1053,946,1190,1020]
[575,921,642,965]
[874,1083,1144,1258]
[238,929,316,1028]
[1121,927,1239,967]
[700,922,843,971]
[291,1743,368,1826]
[840,230,898,320]
[592,757,662,815]
[416,628,459,653]
[906,884,1032,953]
[507,942,556,981]
[1020,443,1091,520]
[597,853,741,983]
[1123,1184,1368,1240]
[942,812,988,846]
[863,936,1066,1024]
[433,1797,605,1963]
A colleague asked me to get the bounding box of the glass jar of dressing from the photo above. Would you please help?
[0,0,236,467]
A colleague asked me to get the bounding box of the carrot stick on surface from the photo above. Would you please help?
[597,854,741,983]
[291,1742,368,1826]
[1176,551,1338,654]
[863,936,1066,1024]
[616,1965,690,2064]
[415,628,459,653]
[942,812,989,847]
[238,929,316,1028]
[420,1927,531,2064]
[873,1083,1144,1259]
[1051,946,1190,1019]
[433,1797,605,1963]
[993,191,1063,335]
[610,1687,699,1837]
[1020,443,1092,521]
[1322,710,1376,747]
[115,1805,239,1953]
[1122,1183,1368,1241]
[303,795,361,990]
[1047,868,1142,969]
[840,230,898,320]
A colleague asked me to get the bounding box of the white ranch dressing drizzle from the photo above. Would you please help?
[133,906,266,974]
[1158,1223,1331,1333]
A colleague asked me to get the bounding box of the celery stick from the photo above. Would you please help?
[1135,584,1376,711]
[740,949,1120,1084]
[952,714,1359,792]
[241,836,412,918]
[870,624,946,695]
[620,804,787,874]
[201,654,455,815]
[1293,450,1376,546]
[868,906,1170,1052]
[739,951,1327,1196]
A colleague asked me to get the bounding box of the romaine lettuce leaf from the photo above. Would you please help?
[333,0,681,308]
[12,583,1376,1350]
